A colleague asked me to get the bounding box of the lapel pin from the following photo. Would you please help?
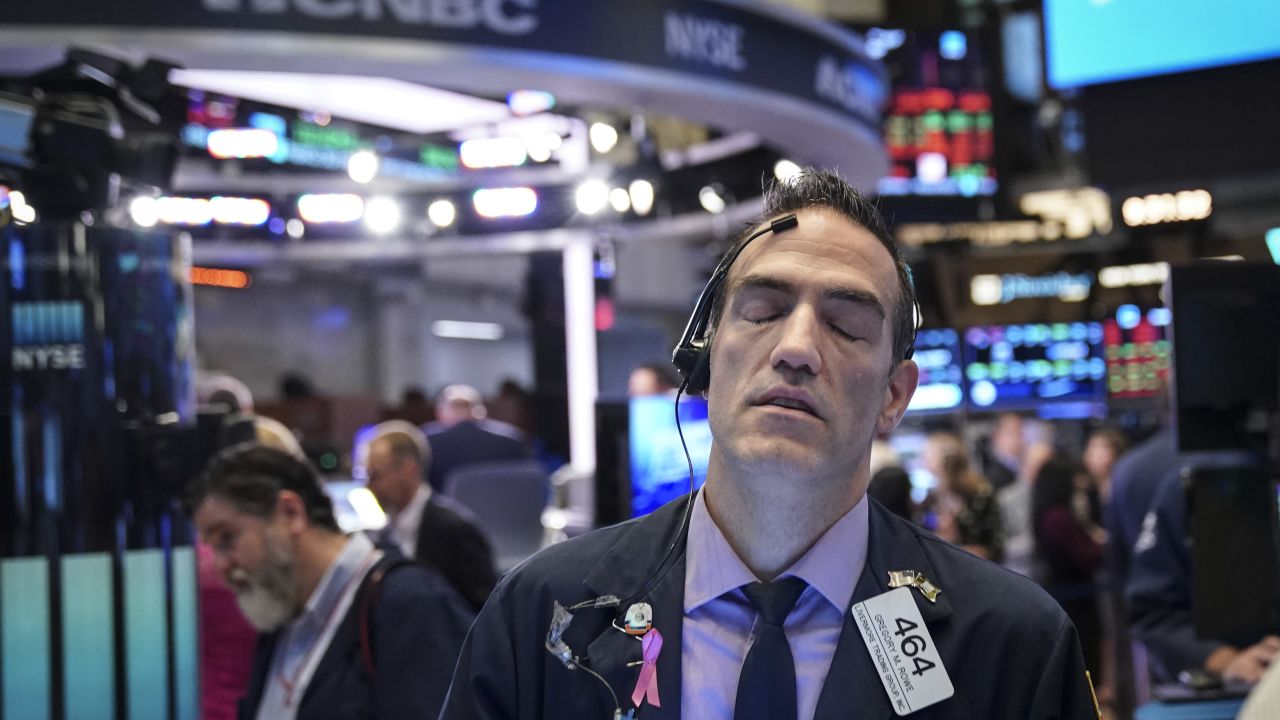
[887,570,942,603]
[630,627,663,710]
[622,602,653,635]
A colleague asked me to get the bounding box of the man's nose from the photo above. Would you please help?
[769,305,823,376]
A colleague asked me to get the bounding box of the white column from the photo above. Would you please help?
[562,237,598,474]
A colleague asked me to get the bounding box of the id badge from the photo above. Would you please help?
[851,587,954,715]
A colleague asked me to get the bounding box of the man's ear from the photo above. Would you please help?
[878,359,919,434]
[273,490,310,534]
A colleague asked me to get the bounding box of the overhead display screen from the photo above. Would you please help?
[862,27,997,197]
[964,322,1106,410]
[1045,0,1280,88]
[906,328,964,414]
[1104,305,1172,399]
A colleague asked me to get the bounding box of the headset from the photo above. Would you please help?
[671,213,799,395]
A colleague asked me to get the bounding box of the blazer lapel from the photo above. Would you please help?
[580,496,692,720]
[812,501,954,720]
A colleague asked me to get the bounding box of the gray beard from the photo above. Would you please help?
[232,534,296,632]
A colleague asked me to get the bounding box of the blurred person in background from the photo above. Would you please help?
[923,431,1004,561]
[486,378,535,439]
[627,361,681,397]
[1083,429,1127,515]
[985,411,1026,491]
[997,428,1056,579]
[425,384,528,492]
[188,444,472,720]
[382,386,435,427]
[363,420,497,611]
[1033,457,1107,698]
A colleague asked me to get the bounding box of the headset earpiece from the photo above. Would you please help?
[670,213,798,395]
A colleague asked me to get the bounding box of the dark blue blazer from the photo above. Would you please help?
[442,495,1096,719]
[426,421,528,492]
[239,560,474,720]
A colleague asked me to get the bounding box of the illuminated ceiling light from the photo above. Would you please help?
[472,187,537,218]
[363,197,402,235]
[431,320,504,340]
[628,179,655,216]
[9,191,36,224]
[286,218,306,239]
[609,187,631,213]
[589,122,619,154]
[970,274,1002,306]
[210,196,271,226]
[698,185,727,214]
[507,89,556,116]
[347,150,380,184]
[460,137,527,169]
[130,196,160,228]
[156,196,212,226]
[427,199,456,228]
[525,131,564,163]
[773,159,803,182]
[575,179,609,216]
[206,128,279,159]
[1122,189,1213,226]
[298,193,364,224]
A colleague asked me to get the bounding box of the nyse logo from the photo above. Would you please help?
[202,0,539,35]
[11,301,87,372]
[664,11,746,72]
[814,56,883,118]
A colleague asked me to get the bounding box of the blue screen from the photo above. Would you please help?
[1046,0,1280,88]
[906,328,964,414]
[964,323,1106,410]
[629,395,711,517]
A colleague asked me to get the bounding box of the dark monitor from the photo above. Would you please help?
[1169,263,1280,453]
[963,322,1106,411]
[1190,463,1280,648]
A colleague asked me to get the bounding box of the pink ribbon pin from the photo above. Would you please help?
[630,627,664,708]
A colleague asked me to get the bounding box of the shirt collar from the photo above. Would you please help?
[684,488,870,614]
[391,484,432,542]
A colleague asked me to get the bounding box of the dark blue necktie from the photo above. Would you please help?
[734,577,808,720]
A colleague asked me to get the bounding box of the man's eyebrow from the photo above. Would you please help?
[823,287,887,319]
[730,273,887,319]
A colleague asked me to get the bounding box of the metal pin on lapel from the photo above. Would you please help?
[887,570,942,603]
[622,602,653,635]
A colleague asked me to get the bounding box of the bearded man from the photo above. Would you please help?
[188,444,472,720]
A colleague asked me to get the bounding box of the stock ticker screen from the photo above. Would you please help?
[906,328,965,414]
[1103,306,1172,400]
[964,323,1106,410]
[863,27,997,197]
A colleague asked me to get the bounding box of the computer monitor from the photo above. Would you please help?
[963,322,1106,412]
[629,394,711,518]
[1169,263,1280,453]
[906,328,964,415]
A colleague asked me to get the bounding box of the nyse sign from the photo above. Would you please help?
[10,301,87,372]
[814,55,882,119]
[202,0,539,34]
[664,10,747,71]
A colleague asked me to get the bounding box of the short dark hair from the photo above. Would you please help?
[709,169,917,363]
[184,444,341,533]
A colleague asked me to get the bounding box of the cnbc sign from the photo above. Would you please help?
[11,301,87,371]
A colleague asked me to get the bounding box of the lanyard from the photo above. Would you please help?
[273,546,383,711]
